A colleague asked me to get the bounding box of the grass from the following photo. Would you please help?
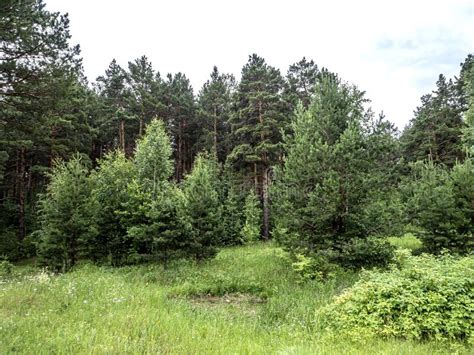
[387,233,422,251]
[0,242,470,354]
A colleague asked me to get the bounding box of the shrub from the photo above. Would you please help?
[332,236,395,269]
[322,252,474,343]
[0,257,13,278]
[291,253,341,282]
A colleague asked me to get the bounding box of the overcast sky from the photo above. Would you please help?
[46,0,473,129]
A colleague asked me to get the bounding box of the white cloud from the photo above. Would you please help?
[46,0,473,128]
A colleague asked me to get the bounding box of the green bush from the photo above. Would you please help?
[322,252,474,343]
[333,236,395,269]
[0,257,13,278]
[291,253,341,282]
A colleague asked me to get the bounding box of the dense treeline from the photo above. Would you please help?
[1,0,473,269]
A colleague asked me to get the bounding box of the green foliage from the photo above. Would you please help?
[241,190,262,242]
[91,151,135,265]
[388,233,423,251]
[197,66,235,162]
[291,253,341,282]
[405,159,474,254]
[401,74,466,167]
[0,258,13,278]
[123,119,183,262]
[1,243,464,354]
[126,185,186,264]
[273,75,396,268]
[322,252,474,343]
[221,184,245,245]
[332,236,395,269]
[134,118,173,196]
[35,155,97,272]
[180,153,222,260]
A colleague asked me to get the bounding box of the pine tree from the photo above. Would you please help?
[124,118,183,263]
[284,57,320,111]
[134,118,173,196]
[162,73,197,181]
[220,184,245,245]
[95,59,131,154]
[460,55,474,154]
[241,190,262,243]
[180,153,222,260]
[127,55,165,139]
[197,66,235,162]
[36,155,97,271]
[405,159,474,254]
[229,54,288,239]
[273,74,394,268]
[0,0,88,250]
[91,151,135,265]
[401,74,466,167]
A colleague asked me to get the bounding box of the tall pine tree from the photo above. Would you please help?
[229,54,288,239]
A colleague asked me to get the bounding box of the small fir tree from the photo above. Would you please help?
[36,155,97,271]
[241,190,262,243]
[180,153,222,260]
[406,159,474,254]
[91,150,135,265]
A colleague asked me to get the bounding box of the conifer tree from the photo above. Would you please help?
[125,118,179,261]
[162,73,197,181]
[95,59,131,154]
[127,55,165,138]
[241,190,262,243]
[273,74,394,268]
[91,151,135,265]
[229,54,288,239]
[221,184,245,245]
[180,153,222,260]
[197,66,235,162]
[134,119,173,197]
[36,155,97,271]
[0,0,86,249]
[405,159,473,254]
[284,57,320,111]
[401,74,466,167]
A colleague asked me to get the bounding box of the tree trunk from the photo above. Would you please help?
[254,163,258,193]
[262,166,270,240]
[213,106,218,156]
[176,121,183,181]
[139,118,143,137]
[18,148,26,243]
[119,119,126,153]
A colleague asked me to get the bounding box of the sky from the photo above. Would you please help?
[46,0,473,129]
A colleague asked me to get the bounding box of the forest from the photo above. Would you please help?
[1,0,473,353]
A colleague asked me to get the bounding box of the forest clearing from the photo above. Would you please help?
[2,239,472,354]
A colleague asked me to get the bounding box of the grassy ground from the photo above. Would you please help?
[0,242,468,354]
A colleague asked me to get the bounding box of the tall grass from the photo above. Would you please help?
[0,243,468,354]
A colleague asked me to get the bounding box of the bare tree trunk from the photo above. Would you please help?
[262,166,270,240]
[139,118,143,137]
[119,119,126,153]
[18,148,26,243]
[176,121,183,181]
[213,106,218,156]
[254,163,258,193]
